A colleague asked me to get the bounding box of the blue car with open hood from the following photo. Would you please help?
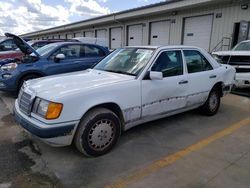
[0,33,109,93]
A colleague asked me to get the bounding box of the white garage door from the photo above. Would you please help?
[150,21,170,45]
[183,15,213,51]
[84,31,94,37]
[75,32,82,37]
[128,24,143,46]
[96,29,107,38]
[67,34,73,39]
[110,27,123,49]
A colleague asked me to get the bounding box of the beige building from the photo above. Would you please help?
[21,0,250,52]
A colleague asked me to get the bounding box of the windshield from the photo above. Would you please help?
[94,48,154,76]
[233,41,250,51]
[31,43,59,56]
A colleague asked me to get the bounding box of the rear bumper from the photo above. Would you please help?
[13,100,79,146]
[222,83,234,96]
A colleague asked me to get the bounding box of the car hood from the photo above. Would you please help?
[0,58,17,66]
[212,51,250,56]
[25,69,135,99]
[0,50,20,54]
[5,33,39,56]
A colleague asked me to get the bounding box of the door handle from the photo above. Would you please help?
[209,75,217,79]
[178,80,188,84]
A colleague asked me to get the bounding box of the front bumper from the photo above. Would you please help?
[0,73,17,92]
[13,100,79,146]
[235,73,250,88]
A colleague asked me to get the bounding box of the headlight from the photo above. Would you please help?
[1,63,18,71]
[32,98,63,120]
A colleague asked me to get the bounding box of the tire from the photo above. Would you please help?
[18,74,41,93]
[199,87,221,116]
[74,108,121,157]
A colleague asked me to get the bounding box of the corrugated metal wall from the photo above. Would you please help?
[31,2,250,51]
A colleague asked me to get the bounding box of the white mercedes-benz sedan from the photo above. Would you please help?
[14,46,235,156]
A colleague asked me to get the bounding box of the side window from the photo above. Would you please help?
[151,50,183,77]
[1,39,17,50]
[33,42,48,50]
[183,50,213,73]
[82,45,105,57]
[51,45,81,59]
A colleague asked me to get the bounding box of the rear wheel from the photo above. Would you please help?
[74,108,121,157]
[199,87,221,116]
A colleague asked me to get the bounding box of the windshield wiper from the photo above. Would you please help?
[105,69,136,76]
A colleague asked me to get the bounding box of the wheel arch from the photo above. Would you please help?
[79,102,125,129]
[17,71,45,87]
[212,81,224,97]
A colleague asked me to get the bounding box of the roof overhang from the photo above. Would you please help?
[20,0,235,37]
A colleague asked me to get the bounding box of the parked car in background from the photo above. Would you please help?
[0,50,23,61]
[73,37,108,49]
[212,40,250,88]
[0,33,109,92]
[14,46,235,157]
[27,39,78,50]
[0,38,18,51]
[0,39,78,61]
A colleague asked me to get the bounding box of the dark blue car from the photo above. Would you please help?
[0,33,109,93]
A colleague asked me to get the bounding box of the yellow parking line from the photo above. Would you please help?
[105,117,250,188]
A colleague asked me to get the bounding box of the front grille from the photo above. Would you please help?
[235,68,250,73]
[18,88,33,115]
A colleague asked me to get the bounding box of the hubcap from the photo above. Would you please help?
[209,92,218,112]
[88,119,115,151]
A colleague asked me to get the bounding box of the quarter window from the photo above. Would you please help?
[183,50,213,73]
[151,50,183,77]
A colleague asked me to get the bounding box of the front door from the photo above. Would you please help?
[141,50,189,118]
[46,44,86,75]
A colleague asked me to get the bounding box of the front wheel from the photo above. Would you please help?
[199,88,221,116]
[74,108,121,157]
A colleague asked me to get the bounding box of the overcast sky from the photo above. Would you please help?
[0,0,163,36]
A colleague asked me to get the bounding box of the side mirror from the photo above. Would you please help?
[149,71,163,80]
[54,54,65,63]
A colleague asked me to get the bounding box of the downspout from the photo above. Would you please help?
[113,14,126,47]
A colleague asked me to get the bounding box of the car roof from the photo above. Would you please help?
[239,40,250,43]
[125,45,203,50]
[48,41,108,49]
[30,39,76,43]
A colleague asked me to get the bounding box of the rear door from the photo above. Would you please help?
[78,44,106,69]
[183,49,216,106]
